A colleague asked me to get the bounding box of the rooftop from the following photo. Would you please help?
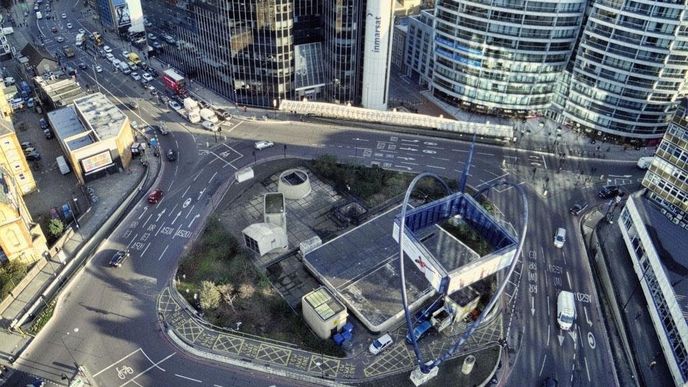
[73,93,127,141]
[47,106,93,151]
[264,192,284,214]
[35,77,88,107]
[303,287,345,321]
[632,194,688,318]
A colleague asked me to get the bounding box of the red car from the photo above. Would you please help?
[148,189,163,204]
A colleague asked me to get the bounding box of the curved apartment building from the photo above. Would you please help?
[432,0,586,116]
[563,1,688,140]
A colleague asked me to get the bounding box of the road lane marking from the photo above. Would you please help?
[158,245,169,261]
[531,295,535,316]
[584,306,593,326]
[209,171,218,184]
[538,354,547,376]
[141,243,151,257]
[170,203,178,215]
[185,204,195,218]
[172,211,182,225]
[141,214,153,229]
[137,207,148,220]
[182,185,191,197]
[427,165,446,170]
[546,295,550,317]
[155,222,167,237]
[120,352,176,387]
[174,374,202,383]
[585,357,591,381]
[94,348,143,377]
[566,272,571,288]
[140,349,166,372]
[188,214,200,228]
[127,234,139,247]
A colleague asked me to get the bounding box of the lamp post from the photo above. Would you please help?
[67,201,79,229]
[622,260,652,312]
[61,328,80,373]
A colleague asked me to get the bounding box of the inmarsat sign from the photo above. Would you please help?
[369,12,382,53]
[362,1,394,110]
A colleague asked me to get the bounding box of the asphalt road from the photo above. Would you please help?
[11,4,645,387]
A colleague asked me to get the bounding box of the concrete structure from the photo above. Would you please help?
[277,169,311,200]
[242,223,288,257]
[19,44,58,76]
[642,100,688,227]
[34,77,88,111]
[391,20,408,73]
[301,287,348,340]
[0,167,48,264]
[264,192,286,229]
[96,0,143,35]
[46,93,134,184]
[557,1,688,141]
[431,0,586,117]
[404,9,434,88]
[361,0,395,110]
[0,87,36,195]
[619,193,688,387]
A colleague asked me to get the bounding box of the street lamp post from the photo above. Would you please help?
[67,201,79,229]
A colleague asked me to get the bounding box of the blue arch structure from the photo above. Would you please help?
[397,175,528,374]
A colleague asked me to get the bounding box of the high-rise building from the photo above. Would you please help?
[431,0,587,117]
[559,1,688,141]
[96,0,143,35]
[642,99,688,225]
[140,0,395,109]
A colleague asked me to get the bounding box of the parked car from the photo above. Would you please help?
[168,100,181,110]
[142,72,153,82]
[61,12,66,19]
[78,62,87,70]
[151,125,168,135]
[405,320,433,344]
[147,189,164,204]
[569,202,588,216]
[44,129,53,139]
[215,108,231,120]
[66,23,73,29]
[20,142,33,149]
[166,149,177,161]
[25,151,41,161]
[130,72,141,81]
[130,120,139,130]
[128,101,138,110]
[56,35,64,43]
[598,185,623,199]
[369,333,394,355]
[95,65,102,73]
[201,120,217,131]
[23,147,37,154]
[122,50,129,57]
[51,26,58,33]
[78,28,85,34]
[254,140,274,150]
[103,45,112,53]
[109,250,130,267]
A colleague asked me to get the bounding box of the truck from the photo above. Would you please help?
[199,108,218,123]
[92,32,103,46]
[637,156,654,170]
[556,291,576,331]
[127,52,141,65]
[56,156,70,175]
[183,97,199,113]
[62,45,75,58]
[75,33,86,47]
[186,109,201,124]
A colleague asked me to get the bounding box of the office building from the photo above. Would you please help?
[141,0,395,109]
[404,9,434,88]
[431,0,586,117]
[642,100,688,226]
[96,0,143,35]
[0,87,36,195]
[559,1,688,142]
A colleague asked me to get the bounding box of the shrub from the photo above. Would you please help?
[0,261,29,301]
[199,280,221,311]
[47,218,65,238]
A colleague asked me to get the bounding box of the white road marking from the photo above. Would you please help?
[427,165,446,170]
[120,353,176,387]
[137,207,148,220]
[174,374,202,383]
[171,211,182,225]
[154,222,167,237]
[127,234,139,247]
[546,295,550,317]
[141,214,153,229]
[585,357,591,381]
[141,242,151,257]
[209,171,218,184]
[185,204,195,219]
[158,245,169,261]
[538,354,547,376]
[566,272,571,288]
[546,324,550,347]
[182,185,191,197]
[188,214,200,228]
[170,203,178,215]
[94,348,143,377]
[584,306,593,326]
[139,349,166,372]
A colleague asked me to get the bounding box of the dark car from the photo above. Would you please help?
[44,129,54,139]
[78,62,88,70]
[151,125,168,135]
[598,185,624,199]
[569,202,588,216]
[25,151,41,161]
[148,189,163,204]
[66,66,77,76]
[109,250,130,267]
[542,377,558,387]
[51,26,58,33]
[166,149,177,161]
[39,118,49,129]
[215,108,231,121]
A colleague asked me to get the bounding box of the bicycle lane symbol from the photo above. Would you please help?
[116,365,134,380]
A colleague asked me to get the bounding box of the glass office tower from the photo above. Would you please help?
[431,0,586,117]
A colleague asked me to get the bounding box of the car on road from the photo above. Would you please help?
[105,52,114,61]
[201,120,217,131]
[215,108,231,120]
[541,377,558,387]
[168,100,182,111]
[109,250,130,267]
[39,118,49,129]
[55,35,64,43]
[78,28,85,34]
[152,41,163,50]
[166,149,177,161]
[146,85,157,95]
[130,72,141,81]
[150,125,168,135]
[95,65,102,73]
[254,140,274,150]
[553,227,566,248]
[122,50,129,57]
[130,121,140,130]
[66,23,73,29]
[148,189,164,204]
[369,333,393,355]
[78,62,87,70]
[598,185,624,199]
[61,12,67,19]
[25,151,41,161]
[406,320,433,344]
[103,45,112,53]
[20,142,33,150]
[142,72,153,82]
[23,147,37,155]
[51,26,58,33]
[44,129,53,139]
[569,202,588,216]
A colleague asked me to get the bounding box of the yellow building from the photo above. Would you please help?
[0,167,48,264]
[0,87,37,195]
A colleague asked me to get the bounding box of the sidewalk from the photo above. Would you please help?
[584,208,673,387]
[0,153,161,365]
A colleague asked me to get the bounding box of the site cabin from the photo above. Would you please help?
[162,69,187,95]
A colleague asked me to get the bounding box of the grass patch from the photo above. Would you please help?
[177,219,345,357]
[441,220,493,256]
[0,261,30,302]
[28,298,56,335]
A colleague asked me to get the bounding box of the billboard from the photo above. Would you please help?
[112,0,131,28]
[361,0,394,110]
[393,222,447,293]
[81,151,114,175]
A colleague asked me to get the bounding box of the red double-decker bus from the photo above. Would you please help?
[162,69,187,95]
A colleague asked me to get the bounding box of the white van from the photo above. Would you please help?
[637,156,654,170]
[56,156,70,175]
[557,291,576,330]
[36,11,43,20]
